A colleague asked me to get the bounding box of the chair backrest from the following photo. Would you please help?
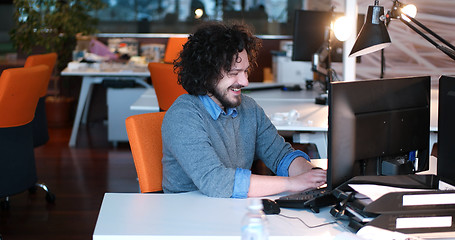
[24,52,58,97]
[163,37,187,64]
[148,62,187,111]
[0,65,50,128]
[126,112,166,193]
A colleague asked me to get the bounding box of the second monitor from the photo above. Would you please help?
[327,76,431,190]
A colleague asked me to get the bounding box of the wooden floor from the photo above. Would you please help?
[0,121,139,240]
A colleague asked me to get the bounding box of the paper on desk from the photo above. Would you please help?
[356,226,423,240]
[348,184,432,201]
[270,109,300,125]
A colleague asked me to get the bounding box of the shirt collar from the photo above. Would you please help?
[198,95,238,120]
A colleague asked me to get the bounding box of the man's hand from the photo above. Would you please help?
[286,168,326,192]
[247,157,327,197]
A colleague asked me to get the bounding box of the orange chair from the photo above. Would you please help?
[126,112,166,193]
[148,62,187,111]
[24,52,58,147]
[0,65,55,208]
[163,37,187,64]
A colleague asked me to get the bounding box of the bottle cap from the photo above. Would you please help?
[247,198,263,210]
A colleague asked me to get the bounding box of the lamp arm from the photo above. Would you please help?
[436,46,455,62]
[403,13,455,51]
[399,16,455,61]
[399,18,439,48]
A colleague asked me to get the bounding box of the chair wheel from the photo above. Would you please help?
[45,192,56,203]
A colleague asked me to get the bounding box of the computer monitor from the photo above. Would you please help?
[437,75,455,186]
[327,76,431,190]
[291,10,364,62]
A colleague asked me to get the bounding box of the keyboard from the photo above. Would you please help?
[275,188,337,213]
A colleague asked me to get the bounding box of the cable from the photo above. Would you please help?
[277,213,340,228]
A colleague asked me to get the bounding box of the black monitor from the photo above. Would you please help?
[327,76,431,190]
[292,10,364,62]
[437,75,455,186]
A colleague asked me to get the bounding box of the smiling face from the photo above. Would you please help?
[209,50,250,111]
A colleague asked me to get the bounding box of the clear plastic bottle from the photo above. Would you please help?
[241,198,269,240]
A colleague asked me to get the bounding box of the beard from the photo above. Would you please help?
[211,84,243,109]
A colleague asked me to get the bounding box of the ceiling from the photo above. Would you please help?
[332,0,455,84]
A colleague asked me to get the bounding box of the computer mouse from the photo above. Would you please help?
[261,199,281,215]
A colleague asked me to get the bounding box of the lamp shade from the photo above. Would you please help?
[349,4,391,57]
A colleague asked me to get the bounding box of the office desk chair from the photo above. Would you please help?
[126,112,166,193]
[24,52,58,147]
[163,37,187,64]
[0,65,55,209]
[148,62,187,111]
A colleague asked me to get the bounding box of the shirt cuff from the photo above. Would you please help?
[276,150,311,177]
[232,168,251,199]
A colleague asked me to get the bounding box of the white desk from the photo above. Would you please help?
[243,84,327,132]
[61,65,152,147]
[93,191,351,240]
[246,87,329,158]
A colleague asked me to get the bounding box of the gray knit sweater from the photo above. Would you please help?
[161,94,294,198]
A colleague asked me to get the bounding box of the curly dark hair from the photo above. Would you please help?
[174,21,262,95]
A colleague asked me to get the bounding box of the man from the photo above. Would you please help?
[161,21,326,198]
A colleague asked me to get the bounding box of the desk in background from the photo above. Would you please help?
[61,64,155,147]
[245,86,328,158]
[93,191,350,240]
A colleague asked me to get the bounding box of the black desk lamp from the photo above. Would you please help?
[349,0,455,62]
[349,0,391,58]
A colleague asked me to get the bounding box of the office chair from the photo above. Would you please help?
[125,112,166,193]
[163,37,187,64]
[148,62,187,111]
[24,52,58,147]
[0,65,55,209]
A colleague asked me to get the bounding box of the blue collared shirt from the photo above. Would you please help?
[198,95,310,198]
[198,95,238,119]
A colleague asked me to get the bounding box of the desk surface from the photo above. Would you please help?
[93,191,350,240]
[243,83,320,101]
[61,64,149,77]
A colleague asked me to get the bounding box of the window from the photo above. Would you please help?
[92,0,304,35]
